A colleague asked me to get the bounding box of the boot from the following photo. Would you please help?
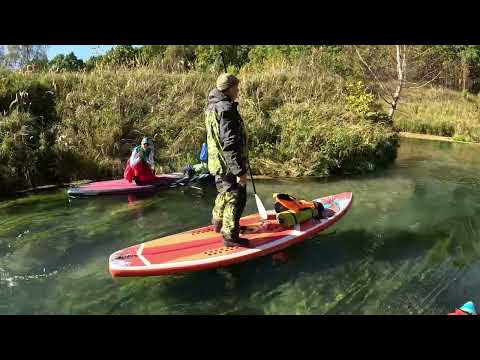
[133,176,144,186]
[223,232,250,248]
[212,218,223,233]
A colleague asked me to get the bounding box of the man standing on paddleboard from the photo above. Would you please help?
[205,73,249,247]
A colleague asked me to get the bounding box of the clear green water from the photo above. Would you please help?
[2,138,480,315]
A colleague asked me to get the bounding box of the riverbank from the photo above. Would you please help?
[0,64,398,195]
[394,86,480,142]
[399,132,479,145]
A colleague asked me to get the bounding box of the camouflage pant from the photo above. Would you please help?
[212,175,247,239]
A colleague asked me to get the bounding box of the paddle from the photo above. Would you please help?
[220,51,268,220]
[248,162,268,219]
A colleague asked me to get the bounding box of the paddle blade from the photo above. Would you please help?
[255,194,268,220]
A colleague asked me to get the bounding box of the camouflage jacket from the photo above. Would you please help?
[204,88,248,177]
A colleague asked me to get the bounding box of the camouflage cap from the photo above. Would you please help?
[216,73,239,91]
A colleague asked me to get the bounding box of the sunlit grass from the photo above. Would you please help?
[393,87,480,141]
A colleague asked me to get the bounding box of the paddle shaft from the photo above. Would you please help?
[220,51,227,72]
[247,161,257,194]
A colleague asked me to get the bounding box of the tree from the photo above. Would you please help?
[403,45,480,93]
[456,46,480,92]
[27,57,49,72]
[4,45,49,68]
[49,52,85,72]
[137,45,167,65]
[194,45,253,71]
[100,45,139,67]
[84,55,103,71]
[161,45,196,71]
[247,45,317,65]
[353,45,447,121]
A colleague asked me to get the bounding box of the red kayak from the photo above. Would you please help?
[109,192,353,277]
[67,174,183,197]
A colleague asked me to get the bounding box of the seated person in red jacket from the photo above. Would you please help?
[124,137,156,185]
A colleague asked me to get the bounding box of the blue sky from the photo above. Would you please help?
[47,45,141,60]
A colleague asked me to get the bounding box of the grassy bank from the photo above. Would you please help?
[399,131,480,145]
[0,60,399,195]
[394,87,480,142]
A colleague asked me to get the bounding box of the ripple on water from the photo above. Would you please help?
[0,265,71,289]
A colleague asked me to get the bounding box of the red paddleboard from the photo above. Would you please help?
[67,174,183,197]
[109,192,353,277]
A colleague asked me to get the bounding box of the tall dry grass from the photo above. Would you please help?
[393,87,480,141]
[0,59,398,194]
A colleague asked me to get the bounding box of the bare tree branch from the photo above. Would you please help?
[353,45,394,105]
[408,46,434,61]
[408,71,443,89]
[405,67,443,87]
[414,65,443,82]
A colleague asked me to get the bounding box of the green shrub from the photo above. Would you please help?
[253,104,399,177]
[49,52,85,72]
[194,45,252,72]
[452,134,468,142]
[0,71,57,123]
[345,80,375,117]
[0,110,57,189]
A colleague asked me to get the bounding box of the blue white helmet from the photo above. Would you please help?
[141,137,152,145]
